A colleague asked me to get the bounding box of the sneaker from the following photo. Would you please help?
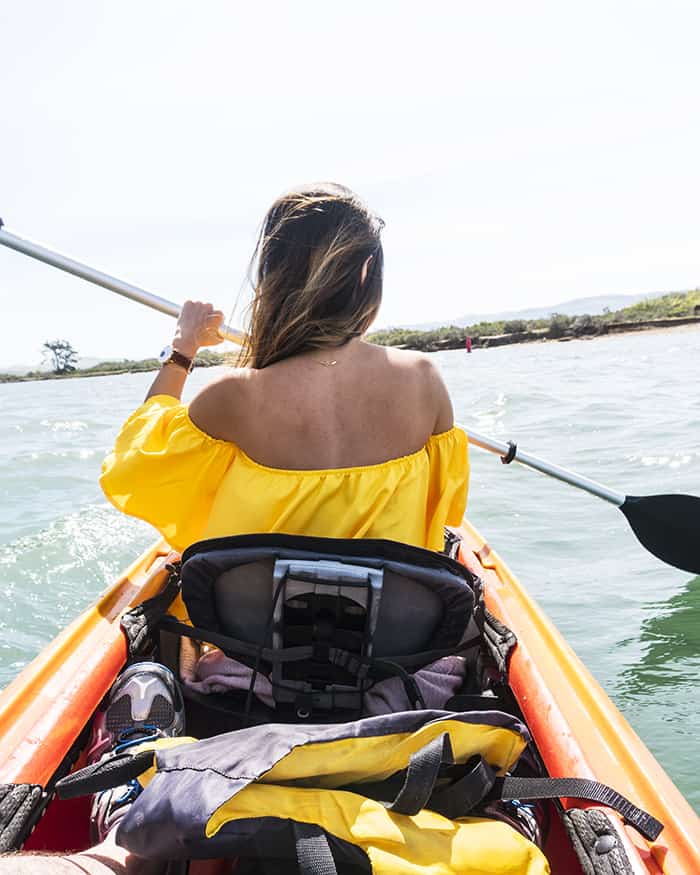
[88,662,185,843]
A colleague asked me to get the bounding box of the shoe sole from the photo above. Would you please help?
[106,692,176,735]
[105,662,184,737]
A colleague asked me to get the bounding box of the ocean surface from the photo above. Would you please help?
[1,327,698,811]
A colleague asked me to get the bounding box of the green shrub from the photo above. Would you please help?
[613,289,700,321]
[548,313,572,338]
[571,314,597,335]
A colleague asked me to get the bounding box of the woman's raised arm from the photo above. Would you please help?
[145,300,225,401]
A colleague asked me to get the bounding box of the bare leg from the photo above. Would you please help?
[0,830,165,875]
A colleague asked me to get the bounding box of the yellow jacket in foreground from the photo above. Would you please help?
[59,711,549,875]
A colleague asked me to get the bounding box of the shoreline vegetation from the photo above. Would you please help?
[2,289,699,383]
[368,288,700,353]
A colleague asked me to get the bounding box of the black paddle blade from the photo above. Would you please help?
[620,494,700,575]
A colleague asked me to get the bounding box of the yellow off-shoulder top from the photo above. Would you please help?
[100,395,469,553]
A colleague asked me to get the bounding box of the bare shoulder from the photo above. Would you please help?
[188,367,257,440]
[366,342,429,368]
[418,356,454,434]
[364,343,454,433]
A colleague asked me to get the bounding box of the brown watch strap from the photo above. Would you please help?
[162,349,194,373]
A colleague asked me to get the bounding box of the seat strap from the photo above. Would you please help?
[387,733,453,815]
[293,823,337,875]
[56,750,155,800]
[369,658,427,710]
[162,618,479,674]
[159,617,440,711]
[497,776,663,842]
[365,749,664,842]
[158,615,314,664]
[430,756,497,819]
[370,635,482,671]
[350,736,492,817]
[121,563,182,658]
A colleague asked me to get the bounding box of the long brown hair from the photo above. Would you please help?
[240,183,384,369]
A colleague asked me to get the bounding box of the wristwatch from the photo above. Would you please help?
[158,345,194,373]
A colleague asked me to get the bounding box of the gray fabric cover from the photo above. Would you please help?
[117,709,529,860]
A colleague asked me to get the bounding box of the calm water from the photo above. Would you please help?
[1,328,698,810]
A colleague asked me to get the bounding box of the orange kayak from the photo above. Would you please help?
[0,522,697,874]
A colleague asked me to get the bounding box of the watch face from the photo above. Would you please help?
[158,344,173,364]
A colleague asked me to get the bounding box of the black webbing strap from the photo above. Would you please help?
[158,615,314,664]
[370,658,426,710]
[163,613,474,675]
[499,776,663,842]
[372,752,663,843]
[160,617,444,710]
[387,733,453,815]
[429,756,497,819]
[121,563,182,658]
[56,750,155,800]
[371,636,483,671]
[293,822,338,875]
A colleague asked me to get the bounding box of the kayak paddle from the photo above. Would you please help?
[464,428,700,575]
[2,220,698,574]
[0,220,244,343]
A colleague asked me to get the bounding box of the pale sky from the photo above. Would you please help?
[1,1,699,367]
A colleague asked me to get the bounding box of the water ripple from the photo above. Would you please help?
[1,337,699,809]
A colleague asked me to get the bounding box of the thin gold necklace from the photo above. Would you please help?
[315,358,338,367]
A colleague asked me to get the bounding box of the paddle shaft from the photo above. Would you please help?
[0,219,640,505]
[0,222,245,344]
[462,428,625,506]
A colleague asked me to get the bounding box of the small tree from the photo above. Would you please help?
[572,314,596,336]
[548,313,572,338]
[42,339,78,374]
[503,319,527,334]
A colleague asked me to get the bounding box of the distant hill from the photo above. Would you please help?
[402,292,657,331]
[0,363,36,375]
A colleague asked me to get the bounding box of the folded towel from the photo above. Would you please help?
[184,647,275,707]
[364,655,467,714]
[181,646,466,715]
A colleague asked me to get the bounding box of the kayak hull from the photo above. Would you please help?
[0,523,697,874]
[0,543,173,788]
[457,519,700,875]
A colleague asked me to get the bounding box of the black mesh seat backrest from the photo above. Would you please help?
[180,534,478,710]
[211,562,446,657]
